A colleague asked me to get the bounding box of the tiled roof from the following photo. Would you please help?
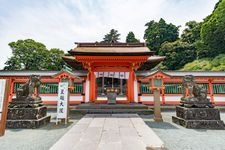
[137,56,165,71]
[1,70,224,78]
[0,70,88,77]
[165,71,225,77]
[69,42,154,56]
[136,70,225,77]
[75,42,147,47]
[62,55,164,71]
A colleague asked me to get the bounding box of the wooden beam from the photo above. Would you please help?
[0,79,11,136]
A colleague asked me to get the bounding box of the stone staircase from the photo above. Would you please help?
[71,103,153,115]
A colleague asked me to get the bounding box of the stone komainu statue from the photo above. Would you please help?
[181,75,213,108]
[182,75,195,98]
[16,75,41,99]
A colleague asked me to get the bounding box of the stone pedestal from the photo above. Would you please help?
[107,92,116,105]
[180,97,214,108]
[153,90,163,122]
[172,106,225,129]
[7,97,51,129]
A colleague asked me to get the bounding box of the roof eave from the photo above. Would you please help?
[68,51,154,56]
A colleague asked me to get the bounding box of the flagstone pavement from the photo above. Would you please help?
[50,114,165,150]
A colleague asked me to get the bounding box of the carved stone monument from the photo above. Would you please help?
[172,75,225,129]
[7,75,51,128]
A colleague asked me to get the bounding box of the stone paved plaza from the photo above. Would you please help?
[1,111,225,150]
[50,114,164,150]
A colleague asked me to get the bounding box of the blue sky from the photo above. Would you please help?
[0,0,218,69]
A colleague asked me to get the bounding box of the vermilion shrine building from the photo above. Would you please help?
[0,43,225,105]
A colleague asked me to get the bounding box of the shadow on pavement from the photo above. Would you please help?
[8,114,84,132]
[145,121,179,129]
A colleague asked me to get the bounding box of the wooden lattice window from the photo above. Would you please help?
[40,83,58,94]
[212,84,225,94]
[71,83,83,94]
[140,83,153,94]
[164,83,182,94]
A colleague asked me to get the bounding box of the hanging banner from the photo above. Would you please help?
[95,72,104,78]
[104,72,109,77]
[57,82,69,119]
[119,72,125,79]
[109,72,114,78]
[114,72,119,79]
[0,80,6,113]
[95,72,130,79]
[125,72,129,79]
[98,72,104,77]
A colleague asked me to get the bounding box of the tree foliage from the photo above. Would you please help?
[102,29,120,43]
[126,32,140,43]
[181,21,202,44]
[181,54,225,71]
[159,40,196,70]
[4,39,65,70]
[43,48,66,70]
[144,18,179,54]
[200,0,225,58]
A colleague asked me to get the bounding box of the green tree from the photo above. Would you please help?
[181,54,225,71]
[200,0,225,58]
[181,21,202,44]
[4,39,65,70]
[126,32,140,43]
[43,48,66,70]
[159,40,196,70]
[144,18,179,54]
[102,29,120,43]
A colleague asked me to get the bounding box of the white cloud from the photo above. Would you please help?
[0,0,218,69]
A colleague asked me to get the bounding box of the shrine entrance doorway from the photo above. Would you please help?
[95,72,128,101]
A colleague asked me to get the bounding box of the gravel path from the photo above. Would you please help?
[141,111,225,150]
[0,112,83,150]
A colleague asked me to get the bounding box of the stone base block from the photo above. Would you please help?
[10,97,43,108]
[172,116,225,129]
[180,97,213,108]
[7,115,51,129]
[7,106,48,120]
[176,106,220,120]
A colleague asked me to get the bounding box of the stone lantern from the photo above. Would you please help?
[149,78,164,122]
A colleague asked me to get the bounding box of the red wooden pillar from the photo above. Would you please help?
[127,71,134,102]
[89,71,93,102]
[138,81,141,103]
[208,79,214,103]
[127,72,131,102]
[89,71,96,102]
[82,80,86,103]
[0,79,11,136]
[161,78,165,105]
[9,78,14,102]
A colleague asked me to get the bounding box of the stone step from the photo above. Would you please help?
[75,103,149,110]
[71,109,153,115]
